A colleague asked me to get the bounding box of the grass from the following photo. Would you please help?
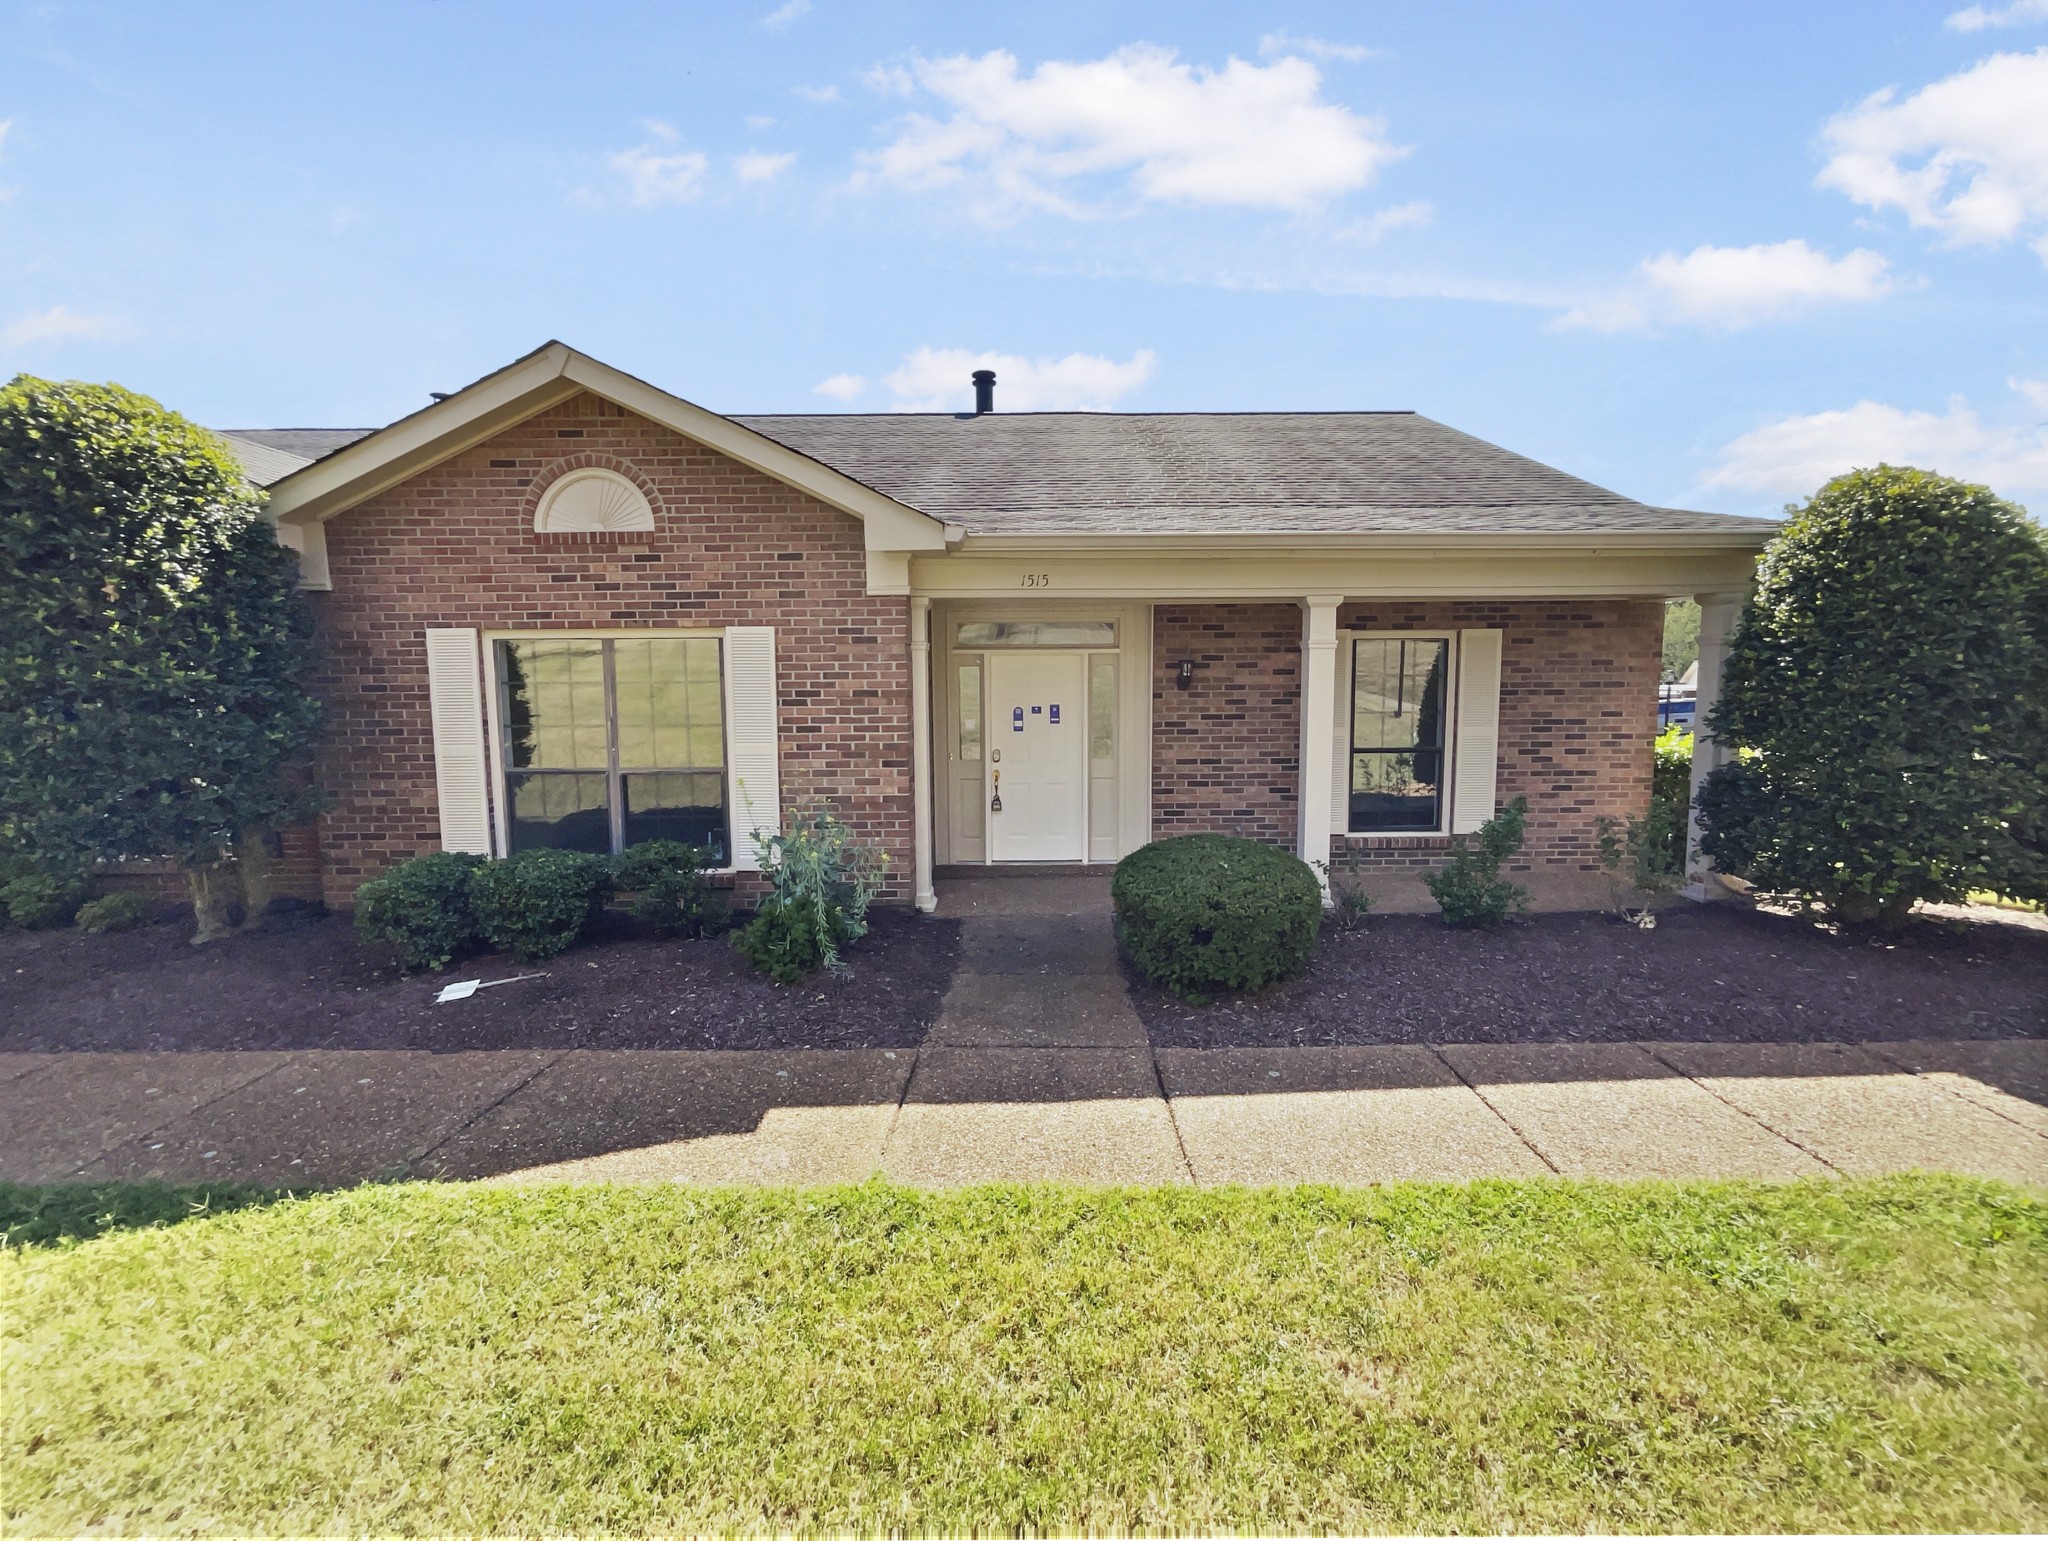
[5,1177,2045,1534]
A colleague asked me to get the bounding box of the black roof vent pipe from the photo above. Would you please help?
[972,369,996,415]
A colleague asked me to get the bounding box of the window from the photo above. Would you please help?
[533,469,655,532]
[955,620,1115,648]
[1348,636,1449,833]
[497,637,727,859]
[956,663,982,761]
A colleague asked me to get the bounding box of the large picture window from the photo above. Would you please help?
[496,637,728,859]
[1348,635,1449,833]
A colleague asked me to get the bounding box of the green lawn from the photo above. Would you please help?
[5,1177,2045,1534]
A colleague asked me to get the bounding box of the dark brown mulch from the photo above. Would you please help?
[0,907,960,1053]
[1132,904,2048,1048]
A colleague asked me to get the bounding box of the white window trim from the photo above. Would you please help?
[1336,629,1459,841]
[480,627,736,869]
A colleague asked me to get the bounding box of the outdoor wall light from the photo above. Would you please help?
[1176,659,1195,690]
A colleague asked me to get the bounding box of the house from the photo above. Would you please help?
[224,341,1769,912]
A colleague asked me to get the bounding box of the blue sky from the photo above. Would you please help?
[2,0,2044,517]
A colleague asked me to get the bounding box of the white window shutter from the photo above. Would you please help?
[1330,634,1352,831]
[424,627,493,855]
[723,626,781,871]
[1451,628,1503,834]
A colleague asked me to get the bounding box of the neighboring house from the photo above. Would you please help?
[222,341,1769,912]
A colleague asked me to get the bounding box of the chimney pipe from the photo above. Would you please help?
[971,369,996,415]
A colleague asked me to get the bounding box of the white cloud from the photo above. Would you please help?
[1,305,121,350]
[746,114,778,130]
[1334,200,1432,244]
[609,142,709,205]
[813,372,867,401]
[1818,49,2048,261]
[735,150,796,182]
[879,346,1157,411]
[0,118,12,157]
[852,45,1403,218]
[792,83,840,103]
[1560,240,1895,331]
[1257,31,1379,63]
[762,0,810,29]
[1705,379,2048,497]
[1946,0,2048,28]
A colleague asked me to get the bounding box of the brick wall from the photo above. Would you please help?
[1151,604,1303,845]
[1146,599,1662,875]
[1334,600,1662,873]
[309,392,912,905]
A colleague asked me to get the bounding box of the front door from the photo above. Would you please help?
[987,651,1087,861]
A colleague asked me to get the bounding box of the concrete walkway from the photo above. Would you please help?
[2,877,2043,1189]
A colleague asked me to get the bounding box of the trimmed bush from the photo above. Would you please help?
[1426,797,1531,928]
[352,852,486,972]
[1112,835,1321,1002]
[74,891,153,933]
[1698,466,2048,925]
[1,870,94,930]
[609,840,727,938]
[730,894,847,986]
[470,848,611,963]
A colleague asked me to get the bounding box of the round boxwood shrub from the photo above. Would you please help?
[353,851,487,972]
[74,891,154,933]
[608,840,728,938]
[470,848,612,963]
[1112,834,1322,1002]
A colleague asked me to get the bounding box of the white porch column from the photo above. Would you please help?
[1297,595,1343,897]
[909,597,938,913]
[1684,589,1745,900]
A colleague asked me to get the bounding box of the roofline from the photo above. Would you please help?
[265,342,947,550]
[729,408,1424,419]
[949,526,1775,554]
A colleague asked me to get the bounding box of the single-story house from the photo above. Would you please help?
[223,341,1769,912]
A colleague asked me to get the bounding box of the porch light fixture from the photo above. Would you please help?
[1176,659,1195,690]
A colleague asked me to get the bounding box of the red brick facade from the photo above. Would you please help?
[1149,600,1662,874]
[306,392,913,905]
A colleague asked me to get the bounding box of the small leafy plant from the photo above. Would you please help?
[733,809,887,982]
[608,840,727,938]
[1596,801,1685,928]
[470,848,612,963]
[1312,845,1376,932]
[1425,797,1531,928]
[73,891,154,934]
[352,851,487,972]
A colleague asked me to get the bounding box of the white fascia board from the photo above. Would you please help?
[264,341,947,553]
[949,527,1775,556]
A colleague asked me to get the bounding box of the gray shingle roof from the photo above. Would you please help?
[216,429,373,487]
[730,411,1769,537]
[219,407,1768,539]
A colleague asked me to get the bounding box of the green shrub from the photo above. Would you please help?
[352,851,486,972]
[0,869,94,929]
[734,809,888,981]
[1698,466,2048,926]
[74,891,154,933]
[1426,797,1531,928]
[1112,835,1321,1002]
[730,893,848,985]
[470,848,611,963]
[608,840,727,938]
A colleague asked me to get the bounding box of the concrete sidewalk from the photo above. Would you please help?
[2,873,2042,1190]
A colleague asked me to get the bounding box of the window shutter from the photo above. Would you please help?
[1330,634,1352,831]
[1451,628,1503,834]
[424,627,493,855]
[723,626,781,871]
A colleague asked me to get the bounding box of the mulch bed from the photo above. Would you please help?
[0,906,960,1053]
[1132,904,2048,1048]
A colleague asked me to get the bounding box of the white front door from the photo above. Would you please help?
[987,651,1087,861]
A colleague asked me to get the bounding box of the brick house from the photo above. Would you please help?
[230,342,1768,912]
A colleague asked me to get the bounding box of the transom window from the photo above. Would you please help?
[955,620,1116,648]
[1348,635,1449,833]
[496,637,727,859]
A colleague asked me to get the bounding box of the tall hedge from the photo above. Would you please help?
[1697,465,2047,925]
[0,377,324,936]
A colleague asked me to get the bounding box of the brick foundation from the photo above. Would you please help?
[308,392,913,906]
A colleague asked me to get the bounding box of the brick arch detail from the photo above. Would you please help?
[520,453,669,534]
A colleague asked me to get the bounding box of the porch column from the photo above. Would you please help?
[909,597,938,913]
[1684,589,1746,900]
[1297,595,1343,898]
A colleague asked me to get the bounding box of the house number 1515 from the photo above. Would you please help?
[1019,572,1051,588]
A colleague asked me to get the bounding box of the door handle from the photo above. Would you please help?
[990,768,1002,813]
